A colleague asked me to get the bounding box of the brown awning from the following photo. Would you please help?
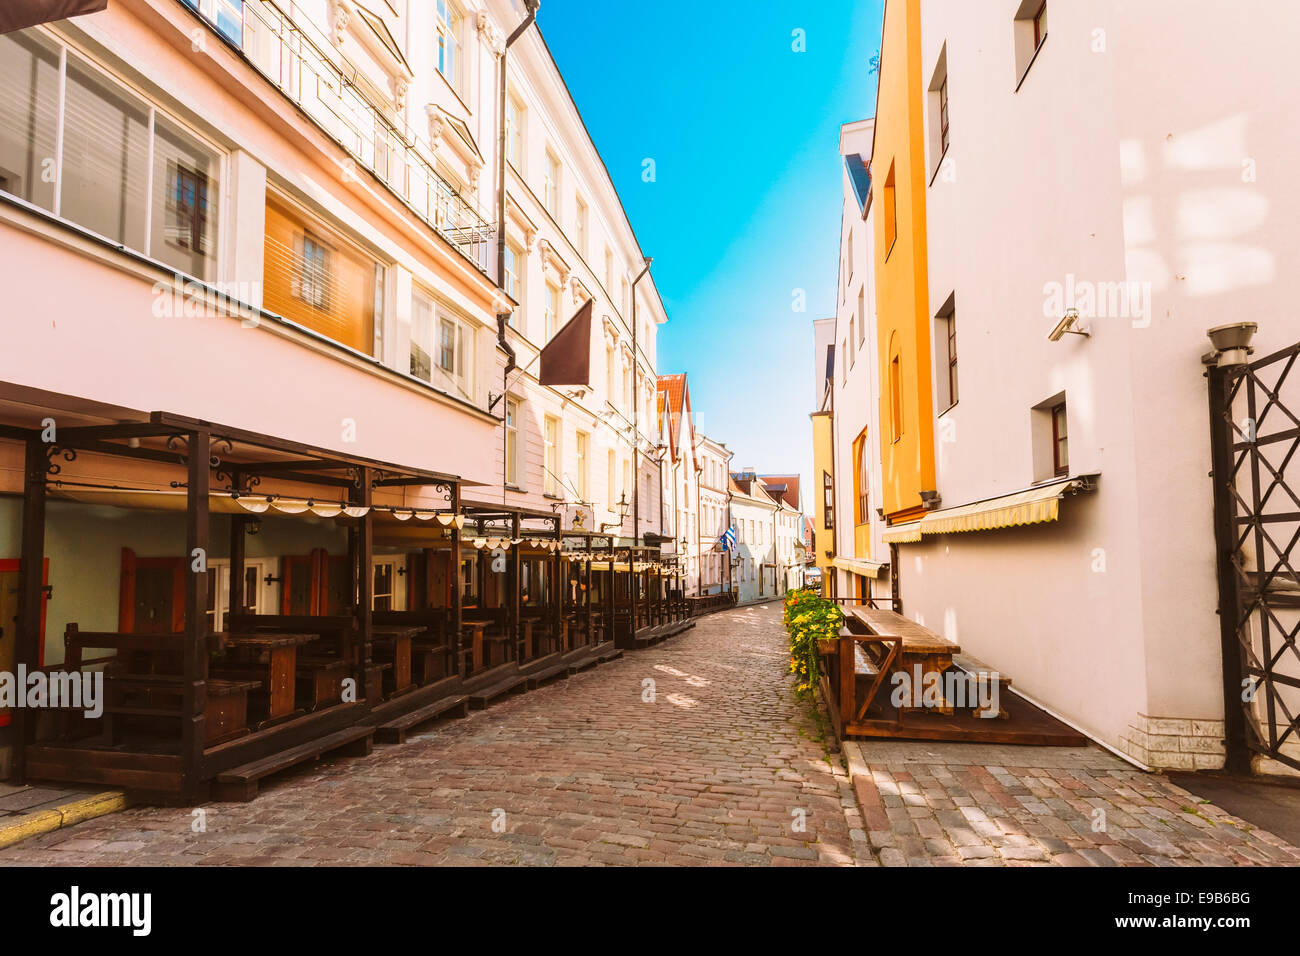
[539,299,592,387]
[0,0,108,34]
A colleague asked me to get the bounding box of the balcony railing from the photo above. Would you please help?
[181,0,492,272]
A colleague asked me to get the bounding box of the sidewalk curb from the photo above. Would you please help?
[0,791,129,851]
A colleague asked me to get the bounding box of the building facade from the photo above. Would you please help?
[822,0,1300,774]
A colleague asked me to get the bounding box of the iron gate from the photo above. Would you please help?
[1210,340,1300,773]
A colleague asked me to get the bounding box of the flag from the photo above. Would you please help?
[1,0,108,35]
[539,299,593,387]
[719,524,736,552]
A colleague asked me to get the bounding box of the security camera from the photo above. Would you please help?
[1048,309,1090,342]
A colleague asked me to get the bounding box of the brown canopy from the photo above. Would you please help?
[0,0,108,34]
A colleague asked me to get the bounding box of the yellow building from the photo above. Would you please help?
[871,0,935,523]
[810,408,835,594]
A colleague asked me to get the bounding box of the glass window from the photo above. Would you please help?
[544,416,560,496]
[1052,403,1069,476]
[436,0,462,92]
[439,318,456,372]
[505,398,520,487]
[411,293,434,382]
[505,94,523,169]
[504,243,522,307]
[297,234,330,309]
[61,56,150,251]
[576,431,589,499]
[151,116,220,280]
[545,150,560,216]
[544,282,557,341]
[0,30,60,212]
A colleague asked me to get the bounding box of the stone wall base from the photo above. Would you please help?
[1119,714,1225,770]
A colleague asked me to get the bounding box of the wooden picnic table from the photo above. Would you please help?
[462,618,492,673]
[848,607,960,713]
[212,632,319,725]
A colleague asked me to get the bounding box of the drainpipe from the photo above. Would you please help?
[494,1,540,362]
[630,257,652,548]
[494,2,538,501]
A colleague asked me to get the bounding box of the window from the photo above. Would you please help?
[856,436,871,523]
[0,37,224,283]
[436,0,463,93]
[182,0,244,45]
[857,288,866,348]
[889,346,903,442]
[504,242,523,310]
[373,559,396,612]
[439,318,456,373]
[1052,403,1069,476]
[544,281,559,342]
[605,247,614,293]
[1014,0,1049,85]
[622,277,630,319]
[545,150,560,217]
[505,398,520,487]
[847,231,854,283]
[822,472,834,530]
[575,196,588,256]
[544,416,560,496]
[938,75,950,155]
[410,290,475,399]
[935,293,958,411]
[622,361,632,409]
[607,449,617,508]
[575,431,589,500]
[505,94,524,170]
[849,314,856,366]
[297,234,330,310]
[883,161,897,256]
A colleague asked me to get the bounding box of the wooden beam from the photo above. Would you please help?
[451,485,463,675]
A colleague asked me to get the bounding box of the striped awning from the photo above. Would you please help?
[883,476,1096,544]
[831,556,888,578]
[881,521,922,544]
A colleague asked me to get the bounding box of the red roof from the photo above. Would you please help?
[656,374,691,460]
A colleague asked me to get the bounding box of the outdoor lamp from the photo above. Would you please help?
[1206,322,1258,368]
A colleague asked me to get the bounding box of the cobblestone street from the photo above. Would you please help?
[1,602,1296,867]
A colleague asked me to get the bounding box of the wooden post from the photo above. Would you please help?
[355,467,374,701]
[839,633,855,731]
[182,430,210,801]
[228,470,246,627]
[584,554,593,645]
[451,485,463,675]
[509,513,521,661]
[12,436,46,783]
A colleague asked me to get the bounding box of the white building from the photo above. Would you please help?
[695,433,733,596]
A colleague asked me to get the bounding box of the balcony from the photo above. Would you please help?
[180,0,492,272]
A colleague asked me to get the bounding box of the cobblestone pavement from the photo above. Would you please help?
[0,602,864,866]
[849,741,1300,866]
[1,601,1296,867]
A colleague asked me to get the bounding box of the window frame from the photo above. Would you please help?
[1051,402,1069,477]
[544,415,561,497]
[505,397,521,489]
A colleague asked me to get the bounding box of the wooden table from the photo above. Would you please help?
[372,625,419,697]
[848,607,960,712]
[213,632,319,725]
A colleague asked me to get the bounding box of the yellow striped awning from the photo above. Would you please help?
[831,556,888,578]
[883,476,1095,544]
[881,522,922,544]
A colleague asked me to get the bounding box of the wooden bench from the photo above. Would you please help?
[950,652,1012,719]
[466,671,527,709]
[295,658,351,710]
[211,725,375,802]
[372,694,470,744]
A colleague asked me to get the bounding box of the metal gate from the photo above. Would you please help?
[1209,340,1300,773]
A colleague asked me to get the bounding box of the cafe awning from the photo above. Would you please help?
[831,556,888,578]
[881,522,922,544]
[883,475,1097,544]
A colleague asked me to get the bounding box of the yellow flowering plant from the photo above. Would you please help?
[783,587,844,697]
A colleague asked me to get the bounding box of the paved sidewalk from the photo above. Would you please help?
[848,740,1300,866]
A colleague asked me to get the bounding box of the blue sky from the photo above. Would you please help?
[538,0,884,506]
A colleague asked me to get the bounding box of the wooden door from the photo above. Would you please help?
[0,559,45,727]
[119,548,184,633]
[281,554,317,614]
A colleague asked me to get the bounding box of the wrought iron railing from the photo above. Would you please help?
[181,0,493,271]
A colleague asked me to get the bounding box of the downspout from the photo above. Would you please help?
[495,2,539,501]
[630,257,652,548]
